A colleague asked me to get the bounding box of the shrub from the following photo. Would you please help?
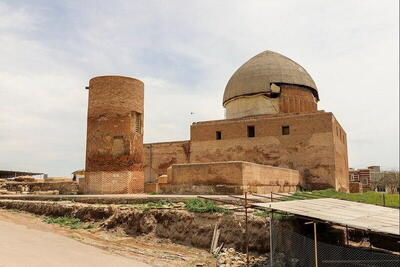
[254,211,283,220]
[185,198,232,213]
[43,216,94,230]
[146,199,173,208]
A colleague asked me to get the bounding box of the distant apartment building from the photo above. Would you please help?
[349,166,399,193]
[348,166,385,193]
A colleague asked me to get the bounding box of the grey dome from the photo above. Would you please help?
[223,50,318,105]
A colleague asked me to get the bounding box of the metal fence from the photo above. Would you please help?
[270,216,400,267]
[204,193,400,267]
[205,193,400,267]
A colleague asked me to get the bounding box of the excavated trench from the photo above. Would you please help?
[1,198,396,262]
[0,199,293,253]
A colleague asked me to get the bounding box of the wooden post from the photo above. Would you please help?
[270,211,273,267]
[345,225,349,246]
[270,191,273,202]
[383,193,386,207]
[245,192,249,267]
[210,223,219,253]
[369,230,372,250]
[314,222,318,267]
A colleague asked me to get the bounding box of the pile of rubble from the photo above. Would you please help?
[0,183,59,195]
[216,248,269,267]
[0,176,77,195]
[0,179,7,194]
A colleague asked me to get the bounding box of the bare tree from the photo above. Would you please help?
[370,170,400,193]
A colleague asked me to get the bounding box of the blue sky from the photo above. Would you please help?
[0,0,398,176]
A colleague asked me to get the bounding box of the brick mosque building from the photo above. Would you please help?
[83,50,349,194]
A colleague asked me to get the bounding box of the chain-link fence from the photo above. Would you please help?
[269,216,400,267]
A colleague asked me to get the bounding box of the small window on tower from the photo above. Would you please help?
[282,126,290,135]
[247,126,255,138]
[131,112,142,134]
[216,131,222,140]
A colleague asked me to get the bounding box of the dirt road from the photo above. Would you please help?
[0,216,150,267]
[0,209,214,267]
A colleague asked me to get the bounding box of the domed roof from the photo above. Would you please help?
[223,50,318,105]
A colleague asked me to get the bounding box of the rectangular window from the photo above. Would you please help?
[247,126,255,138]
[282,125,290,135]
[131,112,142,134]
[216,131,222,140]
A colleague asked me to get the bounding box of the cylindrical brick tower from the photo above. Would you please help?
[84,75,144,194]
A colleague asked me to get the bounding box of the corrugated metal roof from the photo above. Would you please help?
[223,50,318,105]
[0,170,43,178]
[253,198,399,236]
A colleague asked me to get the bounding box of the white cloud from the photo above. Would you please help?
[0,0,398,175]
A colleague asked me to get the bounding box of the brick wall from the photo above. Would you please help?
[160,161,300,194]
[85,76,144,194]
[190,112,345,191]
[349,182,361,193]
[143,141,190,183]
[144,111,348,192]
[332,118,349,192]
[279,84,317,113]
[85,171,144,194]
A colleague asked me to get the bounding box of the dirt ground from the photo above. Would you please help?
[0,209,215,267]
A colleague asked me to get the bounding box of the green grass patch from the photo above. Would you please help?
[43,216,95,230]
[254,211,284,220]
[121,199,174,211]
[287,189,399,208]
[185,198,232,214]
[147,199,173,207]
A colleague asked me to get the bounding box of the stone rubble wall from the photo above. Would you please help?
[1,181,78,195]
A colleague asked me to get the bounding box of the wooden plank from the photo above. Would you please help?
[252,198,399,235]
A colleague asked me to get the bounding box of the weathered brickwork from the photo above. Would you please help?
[84,171,144,194]
[143,141,190,183]
[332,118,349,192]
[278,84,317,113]
[349,182,362,193]
[84,51,350,194]
[85,76,144,194]
[159,161,301,194]
[144,111,349,192]
[190,112,347,191]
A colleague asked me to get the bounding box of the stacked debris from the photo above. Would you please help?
[0,179,9,194]
[0,177,77,195]
[216,248,269,267]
